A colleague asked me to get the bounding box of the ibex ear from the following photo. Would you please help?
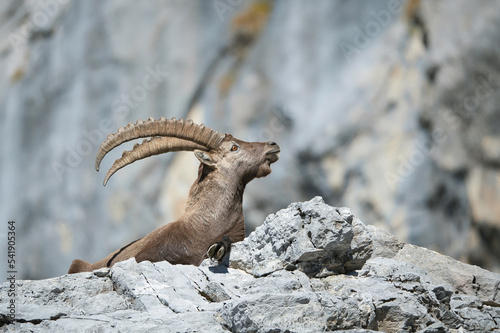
[194,150,217,168]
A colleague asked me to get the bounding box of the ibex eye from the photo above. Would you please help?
[231,145,238,151]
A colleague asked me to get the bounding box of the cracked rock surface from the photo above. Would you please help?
[1,197,500,332]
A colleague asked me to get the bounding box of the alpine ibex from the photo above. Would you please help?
[68,117,280,273]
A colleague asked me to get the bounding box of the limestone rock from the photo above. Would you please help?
[230,197,358,277]
[1,198,499,332]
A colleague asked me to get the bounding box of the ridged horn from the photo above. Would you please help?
[95,117,225,172]
[103,137,207,186]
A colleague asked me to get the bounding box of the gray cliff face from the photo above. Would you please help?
[1,0,500,280]
[1,198,499,332]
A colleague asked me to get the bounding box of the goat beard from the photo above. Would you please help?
[255,161,272,178]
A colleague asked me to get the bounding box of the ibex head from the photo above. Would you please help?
[95,117,280,186]
[194,135,280,183]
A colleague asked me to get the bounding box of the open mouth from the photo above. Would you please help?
[266,147,281,155]
[266,147,280,163]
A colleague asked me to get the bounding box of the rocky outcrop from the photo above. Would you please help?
[2,198,499,332]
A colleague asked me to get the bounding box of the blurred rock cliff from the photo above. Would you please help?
[1,0,499,279]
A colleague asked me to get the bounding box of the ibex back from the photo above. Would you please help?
[68,118,280,273]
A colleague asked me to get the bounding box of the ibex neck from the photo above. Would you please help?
[183,169,245,226]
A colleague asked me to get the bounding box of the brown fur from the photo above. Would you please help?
[68,135,279,274]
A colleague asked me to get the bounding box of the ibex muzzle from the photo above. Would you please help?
[68,118,280,273]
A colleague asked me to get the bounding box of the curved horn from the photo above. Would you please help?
[95,117,225,171]
[103,137,206,186]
